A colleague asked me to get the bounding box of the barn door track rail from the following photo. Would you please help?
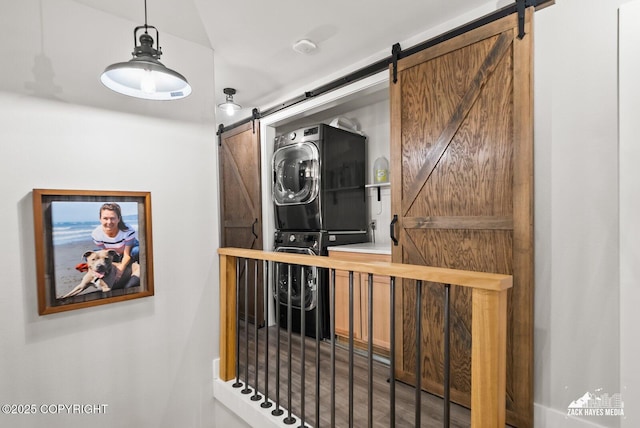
[216,0,552,136]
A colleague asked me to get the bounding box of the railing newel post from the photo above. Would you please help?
[470,288,508,427]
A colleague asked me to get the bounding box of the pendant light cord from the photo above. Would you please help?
[144,0,148,33]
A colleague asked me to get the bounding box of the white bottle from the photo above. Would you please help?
[373,156,389,183]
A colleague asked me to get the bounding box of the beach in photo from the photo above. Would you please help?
[53,237,98,298]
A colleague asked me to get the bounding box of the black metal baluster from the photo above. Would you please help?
[262,261,273,409]
[348,270,354,428]
[299,267,306,428]
[242,259,252,394]
[330,269,336,428]
[444,284,451,428]
[233,258,243,388]
[252,260,262,402]
[315,267,321,428]
[390,276,396,428]
[367,273,374,428]
[284,264,296,425]
[415,280,423,426]
[272,262,284,417]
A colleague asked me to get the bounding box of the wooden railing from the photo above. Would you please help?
[218,247,512,427]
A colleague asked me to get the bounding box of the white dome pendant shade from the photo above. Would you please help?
[217,88,241,115]
[100,0,191,100]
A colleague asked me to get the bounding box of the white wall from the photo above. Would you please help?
[0,93,220,428]
[534,0,628,425]
[0,1,222,428]
[619,2,640,427]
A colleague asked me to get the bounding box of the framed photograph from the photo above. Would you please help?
[33,189,154,315]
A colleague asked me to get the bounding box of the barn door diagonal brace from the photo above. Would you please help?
[392,43,402,84]
[401,32,513,216]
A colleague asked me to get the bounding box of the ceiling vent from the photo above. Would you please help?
[292,39,317,54]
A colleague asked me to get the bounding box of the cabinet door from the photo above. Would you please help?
[390,11,533,427]
[333,269,362,340]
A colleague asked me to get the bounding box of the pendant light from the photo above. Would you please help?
[100,0,191,100]
[217,88,242,116]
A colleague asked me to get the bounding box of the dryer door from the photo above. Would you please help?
[273,142,319,206]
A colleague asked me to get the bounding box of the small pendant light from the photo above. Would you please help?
[100,0,191,100]
[217,88,242,116]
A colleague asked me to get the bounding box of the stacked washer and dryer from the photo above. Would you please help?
[272,123,368,339]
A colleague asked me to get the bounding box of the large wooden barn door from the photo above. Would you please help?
[390,11,533,427]
[219,122,264,327]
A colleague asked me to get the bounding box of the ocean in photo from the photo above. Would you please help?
[52,214,138,246]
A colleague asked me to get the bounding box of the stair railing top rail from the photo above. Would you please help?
[217,247,512,291]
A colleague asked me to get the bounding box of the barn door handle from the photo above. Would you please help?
[251,218,258,239]
[390,214,398,246]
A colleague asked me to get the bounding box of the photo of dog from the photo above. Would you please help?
[60,249,140,299]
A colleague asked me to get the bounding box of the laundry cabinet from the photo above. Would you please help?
[327,245,391,355]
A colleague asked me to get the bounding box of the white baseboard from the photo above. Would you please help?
[213,358,309,428]
[215,359,614,428]
[534,403,608,428]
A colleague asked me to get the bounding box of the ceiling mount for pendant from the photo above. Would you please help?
[218,88,242,116]
[100,0,191,100]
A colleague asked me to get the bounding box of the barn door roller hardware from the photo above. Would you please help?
[392,43,402,84]
[518,0,542,39]
[217,124,224,146]
[251,108,260,134]
[217,0,552,134]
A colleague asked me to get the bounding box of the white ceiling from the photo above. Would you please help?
[72,0,501,125]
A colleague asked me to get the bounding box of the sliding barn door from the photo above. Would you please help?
[390,11,533,427]
[219,121,264,327]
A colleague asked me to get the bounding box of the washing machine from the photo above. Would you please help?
[273,230,368,339]
[272,124,368,232]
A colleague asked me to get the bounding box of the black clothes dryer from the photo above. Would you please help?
[272,124,367,233]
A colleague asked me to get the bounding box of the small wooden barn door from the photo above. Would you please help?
[219,121,264,327]
[390,10,533,427]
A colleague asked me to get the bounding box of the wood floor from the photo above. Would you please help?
[235,324,473,428]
